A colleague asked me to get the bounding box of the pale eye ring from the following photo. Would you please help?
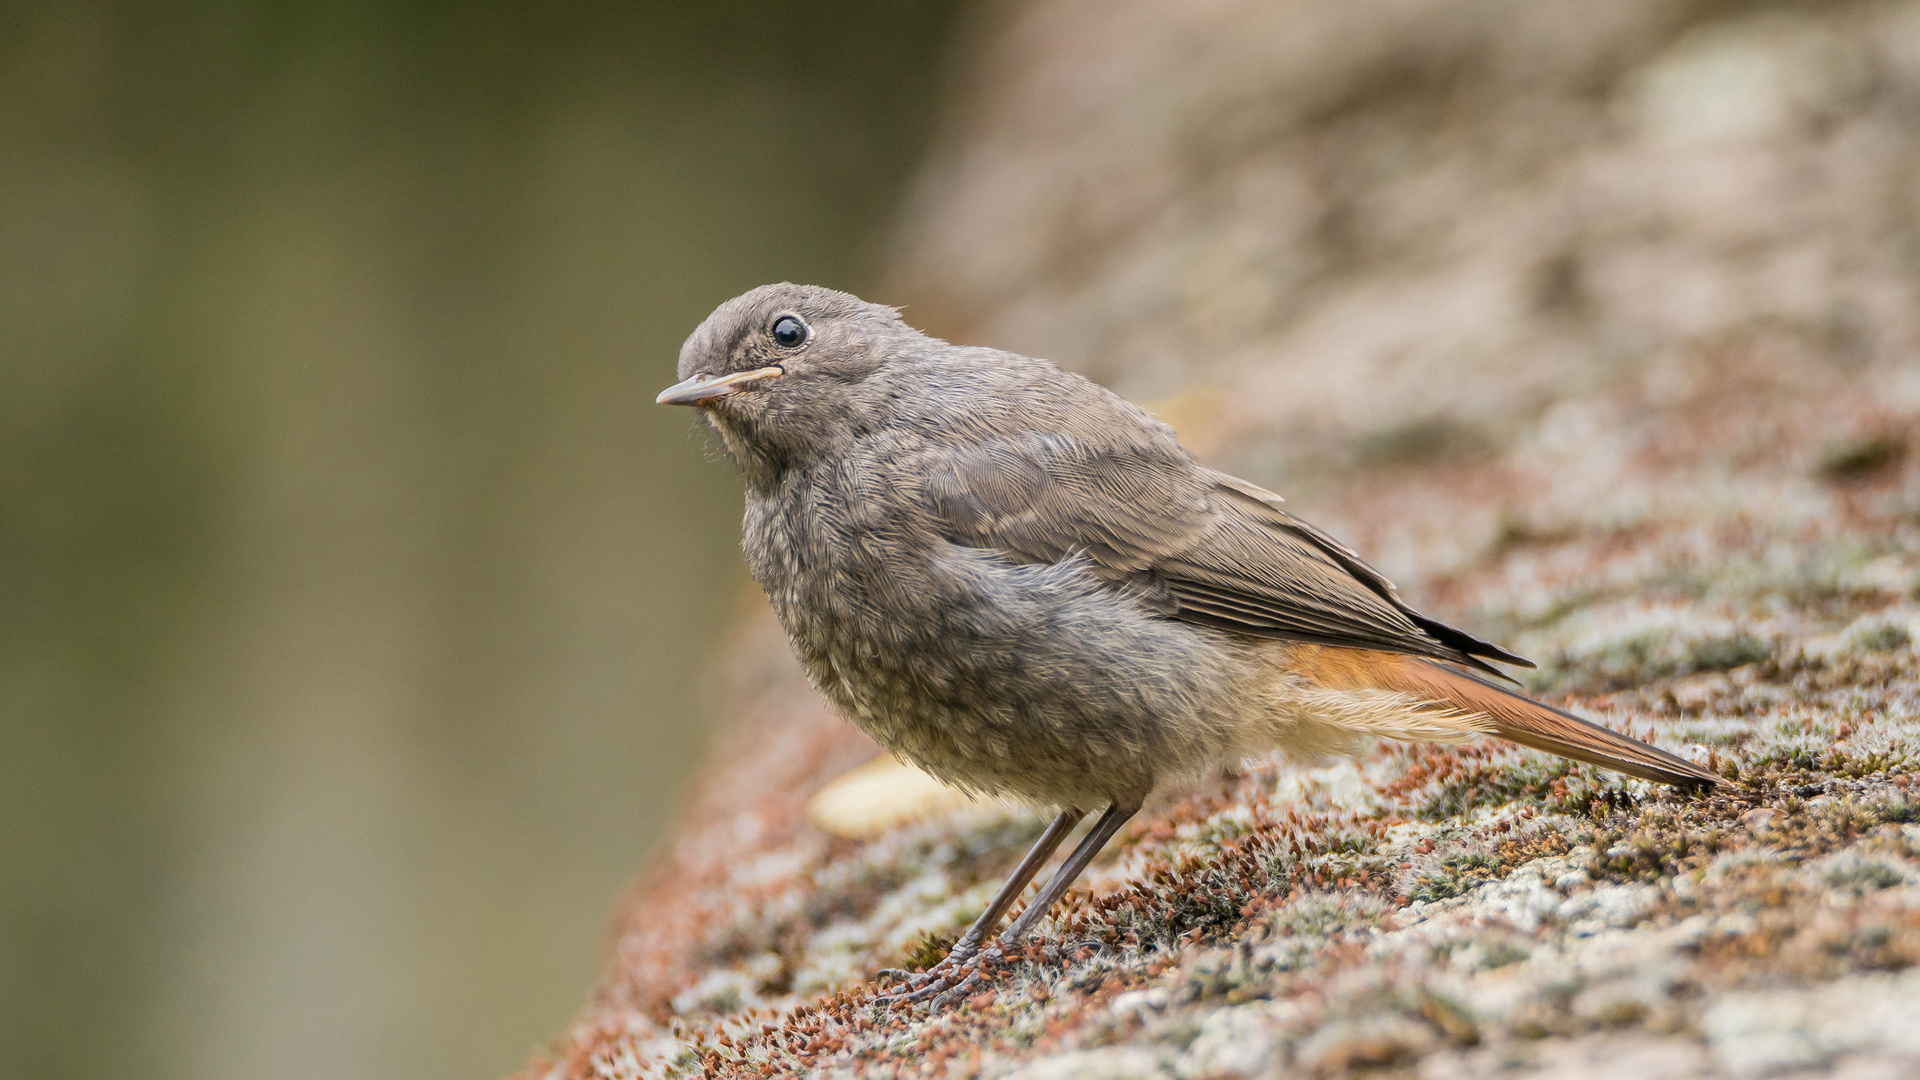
[770,315,809,348]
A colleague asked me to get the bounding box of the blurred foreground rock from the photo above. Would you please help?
[527,2,1920,1076]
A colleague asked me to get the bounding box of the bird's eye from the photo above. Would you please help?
[770,315,808,348]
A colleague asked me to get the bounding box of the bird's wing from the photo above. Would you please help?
[917,430,1528,674]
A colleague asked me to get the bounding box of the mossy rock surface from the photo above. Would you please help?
[525,1,1920,1076]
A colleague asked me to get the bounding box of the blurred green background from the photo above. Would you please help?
[0,2,961,1077]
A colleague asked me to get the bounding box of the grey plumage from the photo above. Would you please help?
[660,282,1719,1005]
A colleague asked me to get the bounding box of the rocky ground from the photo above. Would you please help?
[523,1,1920,1076]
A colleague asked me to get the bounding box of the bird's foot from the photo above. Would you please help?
[873,941,1003,1009]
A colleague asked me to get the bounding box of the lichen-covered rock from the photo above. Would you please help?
[524,1,1920,1076]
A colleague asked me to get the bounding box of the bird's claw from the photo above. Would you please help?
[876,939,979,991]
[872,942,1001,1008]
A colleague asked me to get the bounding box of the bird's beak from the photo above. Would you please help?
[655,366,784,406]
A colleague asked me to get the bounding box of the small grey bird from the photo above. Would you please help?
[659,283,1720,1006]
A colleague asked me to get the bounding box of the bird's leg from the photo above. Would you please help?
[997,799,1139,950]
[874,806,1083,1002]
[881,800,1141,1009]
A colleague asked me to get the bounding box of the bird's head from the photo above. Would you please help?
[659,283,911,487]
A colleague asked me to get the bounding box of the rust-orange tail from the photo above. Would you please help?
[1293,647,1724,788]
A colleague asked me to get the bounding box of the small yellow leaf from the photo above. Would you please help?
[806,756,976,839]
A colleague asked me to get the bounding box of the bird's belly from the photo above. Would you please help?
[765,544,1252,807]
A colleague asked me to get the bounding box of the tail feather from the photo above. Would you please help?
[1291,646,1724,789]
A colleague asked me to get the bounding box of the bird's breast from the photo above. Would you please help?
[739,480,1255,805]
